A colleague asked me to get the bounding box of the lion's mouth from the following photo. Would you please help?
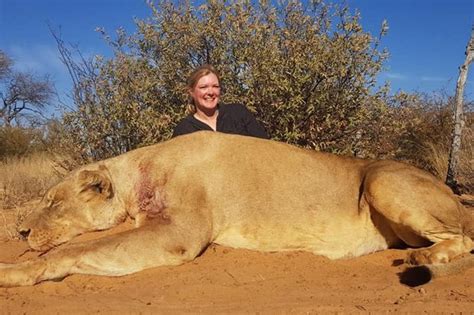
[24,230,73,253]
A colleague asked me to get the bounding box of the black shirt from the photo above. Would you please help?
[172,103,268,139]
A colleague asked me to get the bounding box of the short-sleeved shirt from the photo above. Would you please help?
[172,103,269,139]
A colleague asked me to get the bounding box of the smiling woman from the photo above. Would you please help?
[172,64,268,139]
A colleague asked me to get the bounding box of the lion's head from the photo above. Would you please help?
[18,166,126,251]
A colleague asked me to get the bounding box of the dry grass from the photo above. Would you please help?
[423,127,473,193]
[0,152,72,240]
[0,152,69,210]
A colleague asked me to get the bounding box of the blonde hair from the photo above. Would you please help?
[186,64,221,114]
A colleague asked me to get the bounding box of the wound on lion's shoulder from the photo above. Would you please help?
[135,161,171,224]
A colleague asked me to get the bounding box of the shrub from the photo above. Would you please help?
[57,0,389,159]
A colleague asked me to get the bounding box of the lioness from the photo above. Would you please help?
[1,132,473,287]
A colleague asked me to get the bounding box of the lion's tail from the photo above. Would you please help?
[401,255,474,286]
[424,255,474,278]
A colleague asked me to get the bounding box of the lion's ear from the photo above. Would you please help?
[78,166,114,198]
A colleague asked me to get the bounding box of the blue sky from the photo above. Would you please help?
[344,0,474,98]
[1,0,473,110]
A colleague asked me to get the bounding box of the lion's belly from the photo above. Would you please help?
[212,207,391,260]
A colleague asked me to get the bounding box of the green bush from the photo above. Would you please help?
[59,0,389,159]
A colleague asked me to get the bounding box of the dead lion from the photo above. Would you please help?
[1,132,473,287]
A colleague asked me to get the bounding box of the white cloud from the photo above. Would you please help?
[8,44,65,76]
[385,72,407,80]
[421,76,447,82]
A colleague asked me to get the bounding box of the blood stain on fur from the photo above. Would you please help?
[135,161,171,224]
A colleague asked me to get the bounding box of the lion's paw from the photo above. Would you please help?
[406,249,449,265]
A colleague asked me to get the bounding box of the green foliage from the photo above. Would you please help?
[60,55,180,160]
[58,0,389,159]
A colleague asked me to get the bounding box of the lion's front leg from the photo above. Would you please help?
[1,221,211,287]
[0,261,47,287]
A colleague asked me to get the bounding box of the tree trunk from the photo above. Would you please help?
[445,26,474,194]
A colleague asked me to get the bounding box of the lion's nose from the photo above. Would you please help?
[18,228,31,239]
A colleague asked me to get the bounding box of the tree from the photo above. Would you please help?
[0,51,12,79]
[0,50,54,126]
[446,26,474,194]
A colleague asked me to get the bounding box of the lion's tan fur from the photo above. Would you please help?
[1,132,473,287]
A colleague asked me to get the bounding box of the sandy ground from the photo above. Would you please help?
[1,208,473,314]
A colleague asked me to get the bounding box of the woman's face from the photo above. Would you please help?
[190,73,221,112]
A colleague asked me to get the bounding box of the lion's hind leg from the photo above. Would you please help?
[363,162,474,266]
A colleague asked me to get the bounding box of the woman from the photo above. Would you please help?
[172,65,268,139]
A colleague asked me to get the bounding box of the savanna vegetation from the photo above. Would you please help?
[0,0,472,212]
